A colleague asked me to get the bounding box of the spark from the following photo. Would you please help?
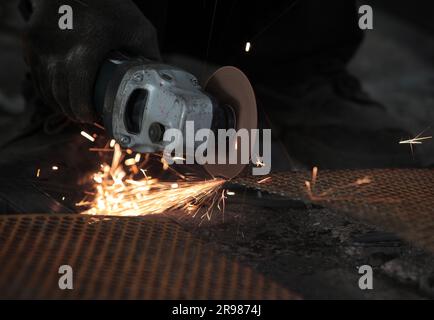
[305,181,313,199]
[134,153,141,163]
[311,166,318,189]
[161,157,170,171]
[80,131,95,142]
[93,122,105,130]
[52,166,59,171]
[89,148,114,153]
[255,157,265,168]
[111,144,122,172]
[399,127,432,157]
[79,141,226,217]
[110,139,116,148]
[140,169,149,180]
[171,156,186,162]
[400,136,432,145]
[93,174,103,184]
[62,196,66,201]
[36,169,40,178]
[79,176,225,217]
[305,167,319,198]
[226,191,236,196]
[305,167,372,201]
[245,42,251,52]
[124,158,136,166]
[258,177,272,184]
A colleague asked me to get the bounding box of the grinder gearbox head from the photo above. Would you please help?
[94,57,215,153]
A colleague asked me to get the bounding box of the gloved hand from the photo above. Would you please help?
[21,0,161,123]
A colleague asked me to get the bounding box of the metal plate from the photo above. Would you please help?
[0,214,299,300]
[235,169,434,251]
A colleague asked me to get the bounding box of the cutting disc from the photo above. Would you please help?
[204,66,258,180]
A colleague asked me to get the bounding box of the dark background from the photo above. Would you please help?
[377,0,434,32]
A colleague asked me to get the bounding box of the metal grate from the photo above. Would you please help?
[235,169,434,251]
[0,214,298,300]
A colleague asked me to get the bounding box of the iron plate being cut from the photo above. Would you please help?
[234,169,434,252]
[0,214,299,299]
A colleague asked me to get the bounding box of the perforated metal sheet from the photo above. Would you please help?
[236,169,434,251]
[0,214,298,300]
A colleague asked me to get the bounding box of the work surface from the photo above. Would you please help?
[0,131,434,299]
[1,197,434,299]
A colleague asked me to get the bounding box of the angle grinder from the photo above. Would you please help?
[94,54,257,179]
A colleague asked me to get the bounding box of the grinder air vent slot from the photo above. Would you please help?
[124,88,148,134]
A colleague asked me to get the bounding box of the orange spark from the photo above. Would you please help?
[78,141,226,217]
[161,157,169,171]
[89,148,114,153]
[258,177,272,184]
[312,166,318,189]
[93,122,105,130]
[305,167,372,201]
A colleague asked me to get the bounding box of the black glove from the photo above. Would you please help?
[21,0,161,123]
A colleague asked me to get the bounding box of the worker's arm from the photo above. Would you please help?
[19,0,160,123]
